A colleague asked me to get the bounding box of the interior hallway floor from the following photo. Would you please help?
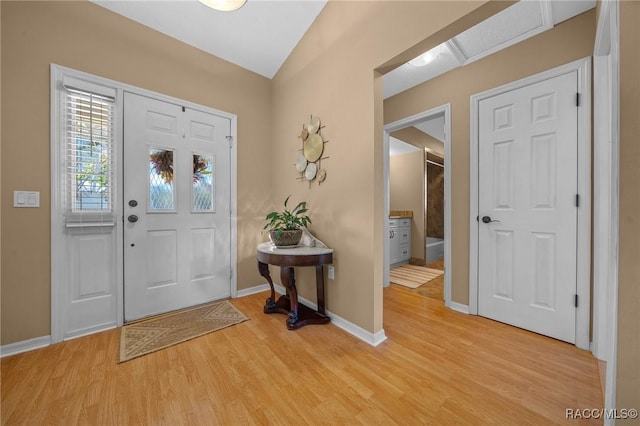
[390,259,445,301]
[1,281,602,425]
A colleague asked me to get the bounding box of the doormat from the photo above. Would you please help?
[119,300,249,363]
[390,264,443,289]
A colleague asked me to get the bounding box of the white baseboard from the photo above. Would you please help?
[0,335,51,358]
[235,283,388,346]
[448,301,470,314]
[235,283,270,298]
[330,312,388,346]
[271,284,387,347]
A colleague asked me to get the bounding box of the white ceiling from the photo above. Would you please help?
[390,114,444,156]
[383,0,596,98]
[388,0,595,151]
[414,114,445,143]
[92,0,595,93]
[92,0,327,79]
[389,137,420,157]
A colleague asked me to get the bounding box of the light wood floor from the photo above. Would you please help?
[395,259,445,300]
[1,287,602,425]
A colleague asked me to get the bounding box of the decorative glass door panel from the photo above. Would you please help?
[124,92,231,321]
[192,153,215,212]
[149,148,175,211]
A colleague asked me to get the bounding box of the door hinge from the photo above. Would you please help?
[576,93,580,107]
[229,267,233,280]
[575,294,579,307]
[575,194,580,207]
[226,135,233,148]
[182,106,186,112]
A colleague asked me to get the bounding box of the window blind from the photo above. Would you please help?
[64,87,116,226]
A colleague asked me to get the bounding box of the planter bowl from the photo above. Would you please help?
[270,229,303,247]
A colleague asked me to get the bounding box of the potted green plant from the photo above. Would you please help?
[264,195,311,247]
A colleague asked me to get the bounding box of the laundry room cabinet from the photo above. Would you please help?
[389,217,411,266]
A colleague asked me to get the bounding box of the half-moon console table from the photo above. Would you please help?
[256,242,333,330]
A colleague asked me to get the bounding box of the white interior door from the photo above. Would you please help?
[477,71,578,343]
[123,92,231,321]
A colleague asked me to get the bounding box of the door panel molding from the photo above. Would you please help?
[469,57,591,350]
[123,93,232,321]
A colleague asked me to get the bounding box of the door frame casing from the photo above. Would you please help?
[593,0,619,418]
[50,64,238,343]
[468,57,592,350]
[383,104,452,307]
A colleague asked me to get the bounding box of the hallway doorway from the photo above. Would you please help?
[383,104,453,308]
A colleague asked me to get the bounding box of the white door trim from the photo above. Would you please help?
[593,0,620,420]
[592,53,611,360]
[592,0,620,362]
[50,64,238,343]
[383,104,452,307]
[469,57,592,350]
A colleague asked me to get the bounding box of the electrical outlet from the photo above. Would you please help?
[327,265,335,280]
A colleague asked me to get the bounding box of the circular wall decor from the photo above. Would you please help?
[295,114,328,185]
[299,127,309,141]
[305,162,317,181]
[295,154,308,173]
[307,116,321,134]
[304,134,324,162]
[317,169,326,183]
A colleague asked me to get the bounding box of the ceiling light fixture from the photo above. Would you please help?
[408,46,441,67]
[198,0,247,12]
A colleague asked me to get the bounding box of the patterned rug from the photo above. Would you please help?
[119,300,249,362]
[390,264,444,289]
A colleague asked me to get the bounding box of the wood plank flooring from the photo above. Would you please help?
[393,259,445,300]
[389,264,443,289]
[1,287,602,425]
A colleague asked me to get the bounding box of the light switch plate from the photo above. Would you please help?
[327,265,335,280]
[14,191,40,208]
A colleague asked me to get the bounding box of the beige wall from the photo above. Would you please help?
[0,1,272,345]
[271,1,506,333]
[390,151,425,262]
[392,127,444,157]
[384,10,596,305]
[617,0,640,417]
[0,0,511,344]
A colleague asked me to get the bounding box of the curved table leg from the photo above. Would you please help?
[315,265,326,315]
[258,261,278,312]
[257,254,331,330]
[281,266,299,329]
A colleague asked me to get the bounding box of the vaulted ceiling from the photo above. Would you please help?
[92,1,595,98]
[92,0,327,79]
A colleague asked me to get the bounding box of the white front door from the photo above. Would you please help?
[123,92,231,321]
[477,71,578,343]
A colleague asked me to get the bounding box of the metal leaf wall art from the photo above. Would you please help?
[295,115,329,186]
